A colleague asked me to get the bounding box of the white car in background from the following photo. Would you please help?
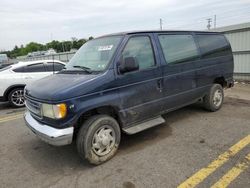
[0,60,65,107]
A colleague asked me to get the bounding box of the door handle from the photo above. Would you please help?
[157,79,163,92]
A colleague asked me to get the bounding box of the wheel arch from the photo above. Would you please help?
[73,105,123,138]
[4,84,26,100]
[213,77,227,88]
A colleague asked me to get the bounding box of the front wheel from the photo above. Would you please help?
[203,84,224,112]
[77,115,121,165]
[8,88,25,108]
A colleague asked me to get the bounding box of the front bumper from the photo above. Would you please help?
[24,111,74,146]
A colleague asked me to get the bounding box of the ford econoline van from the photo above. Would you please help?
[24,31,234,164]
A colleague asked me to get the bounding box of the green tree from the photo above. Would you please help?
[7,36,94,58]
[76,38,87,48]
[46,40,61,52]
[25,42,45,53]
[88,36,94,40]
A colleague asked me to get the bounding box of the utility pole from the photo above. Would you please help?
[207,18,212,30]
[50,33,53,41]
[214,15,217,28]
[160,18,163,30]
[62,41,65,52]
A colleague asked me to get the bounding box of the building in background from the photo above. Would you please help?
[212,22,250,81]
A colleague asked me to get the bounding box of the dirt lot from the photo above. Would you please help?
[0,84,249,188]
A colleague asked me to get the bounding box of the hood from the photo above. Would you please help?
[25,73,101,102]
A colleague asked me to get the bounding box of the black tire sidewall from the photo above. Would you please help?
[8,88,25,108]
[205,84,224,111]
[77,115,121,165]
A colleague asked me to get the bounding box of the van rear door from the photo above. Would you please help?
[195,33,233,88]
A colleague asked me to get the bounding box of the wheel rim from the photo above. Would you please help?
[213,89,223,107]
[92,125,116,156]
[11,89,25,107]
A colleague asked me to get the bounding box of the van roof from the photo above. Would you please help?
[99,30,221,38]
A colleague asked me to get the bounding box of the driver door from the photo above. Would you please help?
[116,34,164,126]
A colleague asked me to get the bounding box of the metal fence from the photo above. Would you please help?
[16,51,76,63]
[212,22,250,81]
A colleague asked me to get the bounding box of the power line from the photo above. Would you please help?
[159,6,250,29]
[207,18,212,30]
[164,12,250,30]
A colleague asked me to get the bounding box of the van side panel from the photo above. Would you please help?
[194,33,234,92]
[155,32,204,111]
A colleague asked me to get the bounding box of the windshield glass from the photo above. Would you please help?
[0,54,8,61]
[65,36,122,72]
[0,65,11,71]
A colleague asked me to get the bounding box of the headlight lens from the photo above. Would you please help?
[42,103,67,119]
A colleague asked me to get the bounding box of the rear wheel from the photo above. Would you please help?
[77,115,121,165]
[8,88,25,108]
[203,84,224,112]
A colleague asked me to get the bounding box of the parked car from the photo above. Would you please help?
[24,31,234,165]
[0,54,8,64]
[45,48,57,55]
[0,60,65,107]
[0,54,9,69]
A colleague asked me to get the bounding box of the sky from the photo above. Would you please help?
[1,0,250,51]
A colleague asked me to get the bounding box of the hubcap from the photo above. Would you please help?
[11,89,25,107]
[213,89,222,107]
[92,126,116,156]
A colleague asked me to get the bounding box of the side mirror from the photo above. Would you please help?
[119,57,139,74]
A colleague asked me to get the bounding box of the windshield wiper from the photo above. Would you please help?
[73,65,92,73]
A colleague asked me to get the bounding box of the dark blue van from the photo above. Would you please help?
[24,31,234,164]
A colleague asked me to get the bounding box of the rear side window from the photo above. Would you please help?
[46,62,65,72]
[158,34,199,64]
[13,67,24,72]
[122,36,155,70]
[25,63,46,72]
[13,63,46,73]
[196,34,231,58]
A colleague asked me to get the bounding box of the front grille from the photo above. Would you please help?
[25,98,42,119]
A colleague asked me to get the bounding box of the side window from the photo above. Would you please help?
[196,34,231,58]
[13,67,24,73]
[158,34,199,64]
[24,63,46,72]
[46,62,65,72]
[122,36,155,70]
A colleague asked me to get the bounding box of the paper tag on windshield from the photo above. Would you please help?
[98,45,113,51]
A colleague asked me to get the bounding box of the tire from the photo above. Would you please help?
[77,115,121,165]
[203,84,224,112]
[8,88,25,108]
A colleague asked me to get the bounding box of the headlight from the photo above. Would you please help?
[41,103,67,119]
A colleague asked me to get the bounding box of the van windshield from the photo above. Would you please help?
[65,36,122,72]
